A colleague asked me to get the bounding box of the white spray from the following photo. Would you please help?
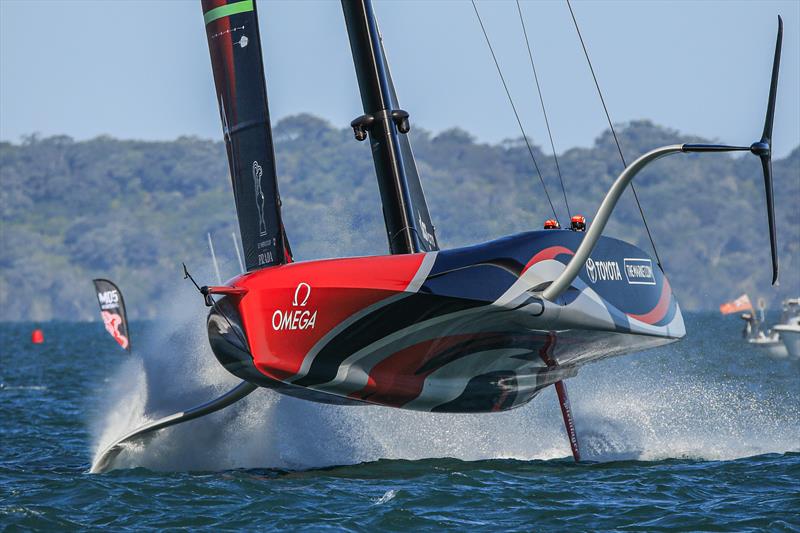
[90,280,800,472]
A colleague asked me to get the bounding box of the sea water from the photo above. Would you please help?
[1,306,798,530]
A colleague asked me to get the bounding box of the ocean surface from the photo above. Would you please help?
[1,311,799,530]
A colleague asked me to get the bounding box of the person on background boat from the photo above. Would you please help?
[740,312,757,339]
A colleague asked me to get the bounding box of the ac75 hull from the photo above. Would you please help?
[208,230,684,413]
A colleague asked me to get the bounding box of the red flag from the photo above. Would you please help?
[720,294,753,315]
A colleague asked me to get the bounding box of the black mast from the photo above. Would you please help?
[341,0,439,254]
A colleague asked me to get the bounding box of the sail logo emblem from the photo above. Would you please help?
[418,211,436,249]
[97,290,120,310]
[273,282,317,331]
[253,161,267,236]
[585,258,622,283]
[623,258,656,285]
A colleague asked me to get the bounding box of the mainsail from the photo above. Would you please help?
[92,279,131,352]
[202,0,288,270]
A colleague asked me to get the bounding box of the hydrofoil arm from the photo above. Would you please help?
[90,380,257,473]
[543,16,782,302]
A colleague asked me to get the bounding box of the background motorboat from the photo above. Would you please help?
[772,299,800,358]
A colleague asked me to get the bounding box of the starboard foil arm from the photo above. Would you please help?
[543,16,783,301]
[542,144,681,301]
[90,381,257,473]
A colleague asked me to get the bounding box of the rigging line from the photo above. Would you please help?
[566,0,664,270]
[471,0,559,223]
[183,263,250,353]
[516,0,571,218]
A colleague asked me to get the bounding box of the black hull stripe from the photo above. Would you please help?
[293,294,485,388]
[413,331,548,376]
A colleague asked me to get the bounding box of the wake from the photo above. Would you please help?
[90,282,800,472]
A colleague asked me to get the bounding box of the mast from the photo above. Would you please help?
[341,0,439,254]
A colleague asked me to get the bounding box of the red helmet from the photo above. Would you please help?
[543,219,560,230]
[570,215,586,231]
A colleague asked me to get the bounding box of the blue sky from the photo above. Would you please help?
[1,0,798,156]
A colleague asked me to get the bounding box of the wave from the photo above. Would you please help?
[1,385,48,391]
[89,284,800,472]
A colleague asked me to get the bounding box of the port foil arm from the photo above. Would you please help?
[90,380,258,473]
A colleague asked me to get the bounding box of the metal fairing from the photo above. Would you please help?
[208,230,684,413]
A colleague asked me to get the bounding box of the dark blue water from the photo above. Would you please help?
[2,312,799,530]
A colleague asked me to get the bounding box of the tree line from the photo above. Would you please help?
[1,114,797,320]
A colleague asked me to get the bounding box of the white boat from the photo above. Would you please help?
[773,320,800,358]
[740,303,781,348]
[749,330,782,348]
[772,299,800,358]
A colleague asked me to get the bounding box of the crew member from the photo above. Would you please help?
[570,215,586,231]
[543,219,560,230]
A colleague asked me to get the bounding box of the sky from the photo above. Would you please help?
[1,0,798,157]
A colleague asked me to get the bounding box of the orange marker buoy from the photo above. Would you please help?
[31,329,44,344]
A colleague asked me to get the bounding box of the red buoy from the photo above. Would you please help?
[31,329,44,344]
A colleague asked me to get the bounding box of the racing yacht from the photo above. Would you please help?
[91,0,783,472]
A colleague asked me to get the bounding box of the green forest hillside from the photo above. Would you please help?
[1,115,798,320]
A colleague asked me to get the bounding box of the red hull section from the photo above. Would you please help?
[237,254,425,382]
[208,231,684,413]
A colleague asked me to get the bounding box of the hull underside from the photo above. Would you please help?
[210,303,677,412]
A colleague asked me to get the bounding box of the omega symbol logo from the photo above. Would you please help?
[293,282,311,307]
